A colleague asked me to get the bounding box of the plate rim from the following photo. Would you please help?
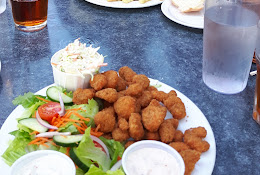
[161,0,204,29]
[85,0,162,9]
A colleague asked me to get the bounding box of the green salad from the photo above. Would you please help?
[1,86,125,175]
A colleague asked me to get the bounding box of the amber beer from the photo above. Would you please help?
[253,55,260,125]
[10,0,48,32]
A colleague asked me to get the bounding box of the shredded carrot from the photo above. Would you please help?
[62,118,85,123]
[28,137,42,145]
[66,108,82,112]
[63,111,73,119]
[51,62,58,66]
[55,120,66,128]
[36,96,51,103]
[95,124,100,132]
[38,140,49,148]
[51,117,56,124]
[90,128,103,137]
[66,147,71,156]
[80,122,88,129]
[29,130,39,135]
[72,112,90,122]
[73,123,85,134]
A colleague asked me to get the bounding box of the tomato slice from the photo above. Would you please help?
[93,140,106,154]
[38,102,61,123]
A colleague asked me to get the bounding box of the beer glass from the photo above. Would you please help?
[202,0,260,94]
[10,0,48,32]
[253,23,260,124]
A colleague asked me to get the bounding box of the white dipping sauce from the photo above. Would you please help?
[125,147,181,175]
[17,154,73,175]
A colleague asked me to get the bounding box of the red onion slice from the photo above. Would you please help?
[58,92,65,116]
[36,132,71,138]
[110,160,122,171]
[36,111,58,130]
[90,135,110,158]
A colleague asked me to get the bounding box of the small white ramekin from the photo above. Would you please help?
[10,150,75,175]
[51,49,97,92]
[122,140,185,175]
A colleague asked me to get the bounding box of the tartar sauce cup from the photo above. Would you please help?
[51,49,94,92]
[10,150,76,175]
[122,140,185,175]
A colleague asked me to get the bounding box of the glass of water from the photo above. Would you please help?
[202,0,260,94]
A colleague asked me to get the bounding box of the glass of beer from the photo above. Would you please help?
[253,24,260,125]
[10,0,48,32]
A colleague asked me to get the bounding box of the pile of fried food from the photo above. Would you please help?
[72,66,210,175]
[107,0,151,4]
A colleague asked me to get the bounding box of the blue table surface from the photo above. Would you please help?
[0,0,259,174]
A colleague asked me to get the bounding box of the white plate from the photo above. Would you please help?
[161,0,204,29]
[0,80,216,175]
[85,0,162,8]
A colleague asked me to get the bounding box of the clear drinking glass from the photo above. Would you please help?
[10,0,48,32]
[202,0,260,94]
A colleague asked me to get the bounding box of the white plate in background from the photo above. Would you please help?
[85,0,162,8]
[161,0,204,29]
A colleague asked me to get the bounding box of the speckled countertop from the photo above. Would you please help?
[0,0,259,174]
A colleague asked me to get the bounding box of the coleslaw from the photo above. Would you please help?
[52,39,107,77]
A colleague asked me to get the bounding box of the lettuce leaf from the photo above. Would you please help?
[12,92,44,108]
[17,101,45,121]
[1,130,33,166]
[75,128,111,172]
[99,137,125,168]
[85,165,125,175]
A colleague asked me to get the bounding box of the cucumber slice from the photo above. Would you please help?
[53,135,83,147]
[46,86,72,104]
[19,118,48,133]
[69,147,91,172]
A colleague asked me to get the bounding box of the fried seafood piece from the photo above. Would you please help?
[163,95,182,109]
[95,88,118,103]
[147,86,158,92]
[169,142,190,153]
[116,77,127,91]
[180,149,201,175]
[159,119,176,143]
[125,83,144,97]
[102,133,113,140]
[89,74,107,91]
[137,90,153,108]
[129,113,145,141]
[151,90,169,102]
[114,96,137,120]
[174,130,184,142]
[184,127,210,153]
[103,70,119,89]
[125,140,135,149]
[112,127,130,142]
[94,107,116,133]
[144,130,160,140]
[169,103,186,120]
[168,90,178,96]
[72,88,95,105]
[118,118,129,131]
[141,99,167,132]
[163,95,186,120]
[132,74,150,90]
[118,66,137,82]
[167,118,179,129]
